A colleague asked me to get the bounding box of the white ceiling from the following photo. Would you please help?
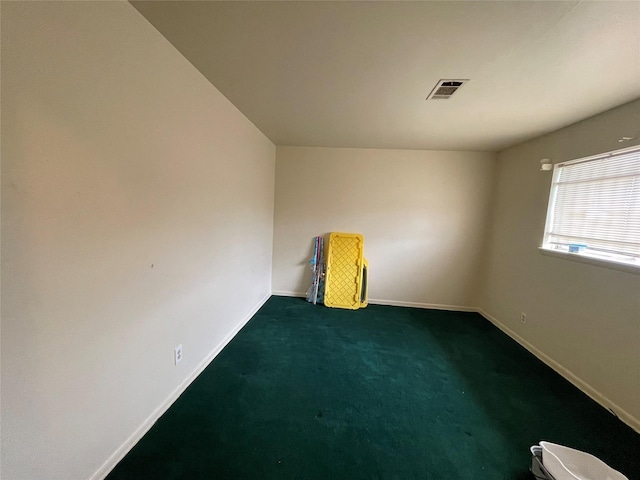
[131,1,640,152]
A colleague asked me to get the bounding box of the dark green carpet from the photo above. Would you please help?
[107,296,639,479]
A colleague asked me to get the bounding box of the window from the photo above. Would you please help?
[542,145,640,270]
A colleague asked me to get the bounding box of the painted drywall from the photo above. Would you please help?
[272,147,496,308]
[1,3,275,479]
[478,99,640,430]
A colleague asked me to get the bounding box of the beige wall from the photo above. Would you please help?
[1,3,275,479]
[479,99,640,430]
[273,146,496,308]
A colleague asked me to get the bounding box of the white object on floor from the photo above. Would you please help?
[540,441,629,480]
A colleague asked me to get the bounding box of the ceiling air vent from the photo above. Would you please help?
[427,79,469,100]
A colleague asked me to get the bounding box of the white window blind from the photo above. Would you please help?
[543,145,640,264]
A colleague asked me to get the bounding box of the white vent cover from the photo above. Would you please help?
[427,79,469,100]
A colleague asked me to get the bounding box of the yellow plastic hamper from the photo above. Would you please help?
[324,232,365,309]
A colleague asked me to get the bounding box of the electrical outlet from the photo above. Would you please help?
[521,312,527,324]
[174,344,183,365]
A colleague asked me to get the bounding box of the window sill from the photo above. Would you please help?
[538,248,640,276]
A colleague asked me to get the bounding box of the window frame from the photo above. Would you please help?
[540,145,640,275]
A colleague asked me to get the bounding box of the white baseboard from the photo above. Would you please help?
[272,290,306,298]
[91,293,271,480]
[369,298,477,312]
[478,308,640,433]
[271,292,477,313]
